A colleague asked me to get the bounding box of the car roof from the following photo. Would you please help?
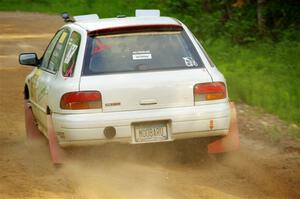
[73,16,181,32]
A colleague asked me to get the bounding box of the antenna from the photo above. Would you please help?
[61,12,74,23]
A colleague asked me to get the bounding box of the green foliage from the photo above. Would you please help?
[0,0,299,125]
[204,39,300,124]
[0,0,146,17]
[0,0,298,42]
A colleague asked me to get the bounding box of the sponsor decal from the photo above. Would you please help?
[59,32,68,44]
[132,50,152,60]
[183,57,198,67]
[105,102,121,107]
[64,43,78,64]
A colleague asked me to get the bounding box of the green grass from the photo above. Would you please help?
[0,0,151,17]
[1,0,299,125]
[204,39,300,125]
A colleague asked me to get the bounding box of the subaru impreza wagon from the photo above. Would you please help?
[20,10,239,159]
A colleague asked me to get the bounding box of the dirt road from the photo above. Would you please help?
[0,12,299,199]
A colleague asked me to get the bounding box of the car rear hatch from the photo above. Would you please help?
[80,24,213,112]
[79,69,212,112]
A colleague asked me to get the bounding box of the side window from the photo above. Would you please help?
[62,31,81,77]
[40,30,63,69]
[48,30,70,72]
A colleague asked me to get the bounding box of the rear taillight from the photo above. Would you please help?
[194,82,226,102]
[60,91,102,110]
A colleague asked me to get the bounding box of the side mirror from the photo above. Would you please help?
[19,53,39,66]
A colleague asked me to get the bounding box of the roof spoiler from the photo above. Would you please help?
[135,9,160,17]
[74,14,99,21]
[88,24,183,37]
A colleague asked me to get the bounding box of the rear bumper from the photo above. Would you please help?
[52,103,231,146]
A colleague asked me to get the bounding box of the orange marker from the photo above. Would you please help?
[209,119,214,130]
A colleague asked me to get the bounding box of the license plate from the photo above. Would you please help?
[134,122,168,143]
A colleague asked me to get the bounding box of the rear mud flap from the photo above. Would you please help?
[47,114,64,164]
[25,100,64,164]
[24,100,42,139]
[208,102,240,153]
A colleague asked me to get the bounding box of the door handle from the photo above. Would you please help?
[139,99,157,105]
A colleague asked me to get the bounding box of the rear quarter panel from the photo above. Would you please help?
[47,25,88,114]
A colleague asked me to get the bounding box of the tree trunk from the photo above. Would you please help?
[203,0,211,12]
[257,0,267,34]
[221,2,232,24]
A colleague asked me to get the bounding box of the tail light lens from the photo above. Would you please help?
[194,82,226,102]
[60,91,102,110]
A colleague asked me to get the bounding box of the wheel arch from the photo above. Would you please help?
[24,84,29,100]
[46,106,51,115]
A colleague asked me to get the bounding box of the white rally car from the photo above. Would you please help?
[20,10,239,162]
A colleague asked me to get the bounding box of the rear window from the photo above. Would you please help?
[82,31,204,75]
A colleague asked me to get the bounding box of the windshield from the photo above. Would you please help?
[82,31,204,75]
